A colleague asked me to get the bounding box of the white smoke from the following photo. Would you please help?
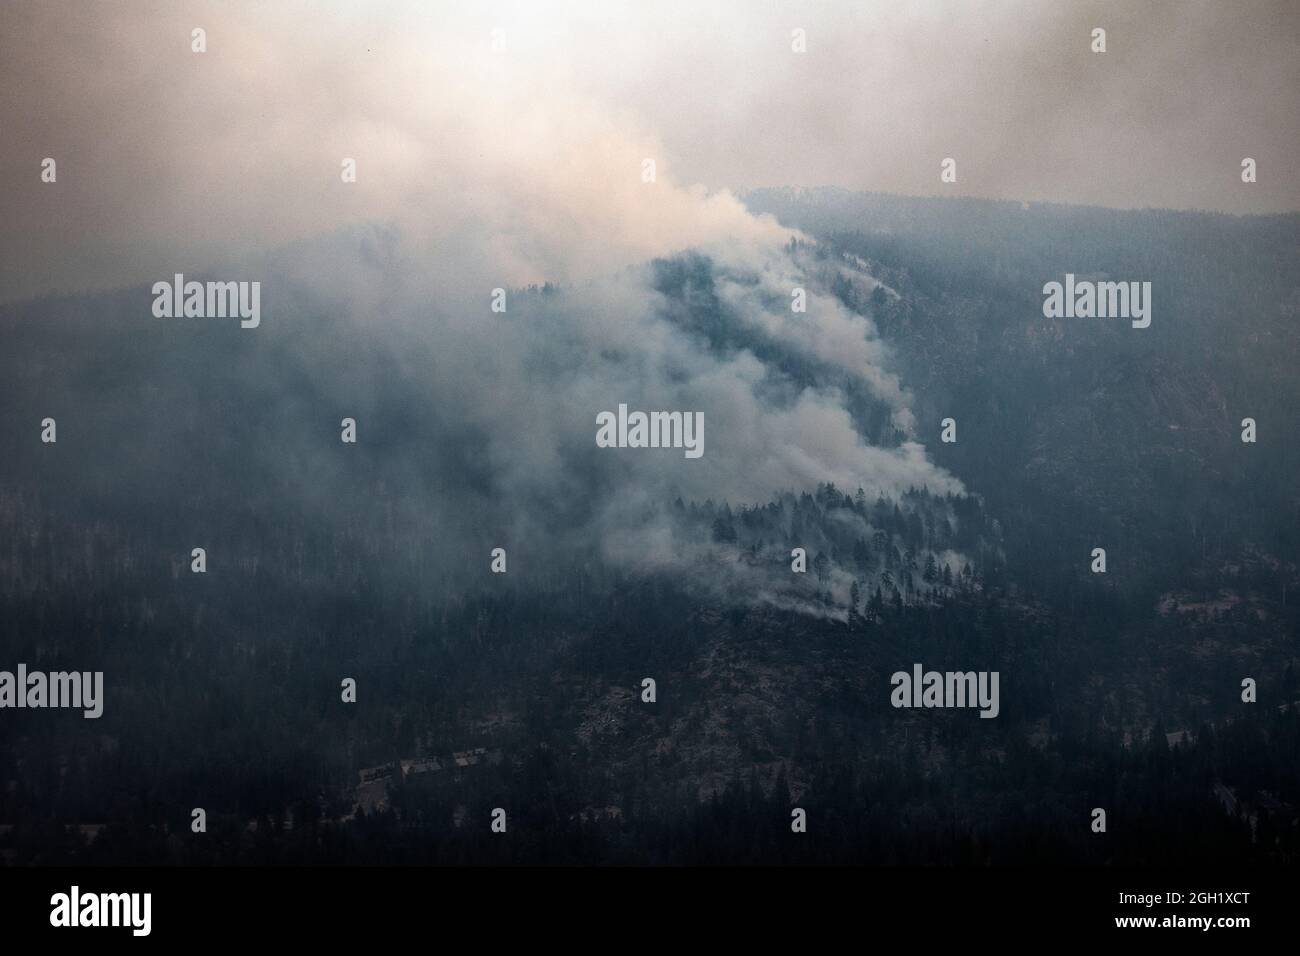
[2,1,967,608]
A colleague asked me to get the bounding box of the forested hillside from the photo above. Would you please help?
[1,191,1297,864]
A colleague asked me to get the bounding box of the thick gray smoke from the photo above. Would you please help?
[0,1,970,612]
[237,217,967,614]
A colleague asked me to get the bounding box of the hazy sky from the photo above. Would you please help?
[1,0,1296,301]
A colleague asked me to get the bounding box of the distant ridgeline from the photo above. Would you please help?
[742,187,1300,598]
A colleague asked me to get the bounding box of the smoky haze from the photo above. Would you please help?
[0,0,1290,610]
[1,0,1296,302]
[0,1,982,614]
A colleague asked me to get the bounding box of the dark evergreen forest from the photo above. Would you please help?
[1,190,1296,864]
